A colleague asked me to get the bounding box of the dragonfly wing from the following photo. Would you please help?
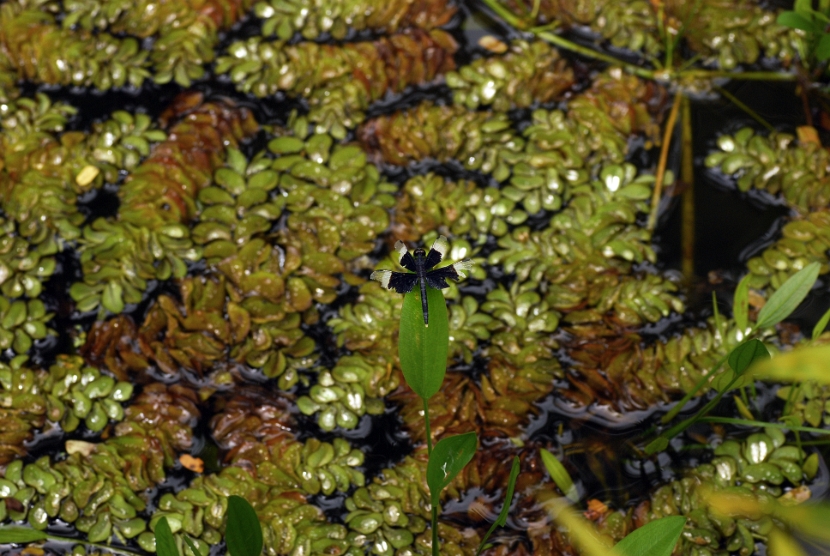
[424,235,448,269]
[395,241,418,272]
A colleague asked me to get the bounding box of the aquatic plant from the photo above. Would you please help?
[2,0,830,554]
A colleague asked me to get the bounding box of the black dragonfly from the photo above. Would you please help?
[371,235,473,326]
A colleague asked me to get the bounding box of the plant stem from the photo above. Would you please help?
[423,397,433,455]
[423,396,438,556]
[533,30,659,80]
[714,86,775,131]
[647,89,682,232]
[680,95,695,280]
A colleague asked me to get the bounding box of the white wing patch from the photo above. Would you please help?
[370,269,392,289]
[394,241,408,262]
[452,259,474,279]
[431,235,449,259]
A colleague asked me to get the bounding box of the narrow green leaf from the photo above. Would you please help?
[0,526,48,544]
[426,432,477,508]
[154,517,179,556]
[645,436,669,455]
[476,457,521,556]
[399,287,449,400]
[614,516,686,556]
[812,305,830,339]
[226,495,263,556]
[816,32,830,60]
[749,344,830,384]
[183,535,201,556]
[728,339,770,375]
[733,273,751,333]
[756,262,820,329]
[540,449,578,503]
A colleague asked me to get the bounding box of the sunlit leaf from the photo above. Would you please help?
[768,527,808,556]
[812,305,830,340]
[226,495,263,556]
[728,339,770,375]
[540,449,578,503]
[154,517,179,556]
[476,457,521,556]
[426,432,477,508]
[399,287,449,400]
[542,497,615,556]
[756,262,820,329]
[749,344,830,384]
[733,273,751,334]
[614,516,686,556]
[705,489,830,544]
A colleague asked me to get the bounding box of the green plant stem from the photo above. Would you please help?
[423,396,438,556]
[680,95,695,280]
[478,0,530,29]
[533,30,658,80]
[661,351,730,423]
[714,86,775,131]
[700,416,830,436]
[423,397,433,455]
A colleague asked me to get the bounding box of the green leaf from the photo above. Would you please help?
[540,449,578,503]
[645,436,669,455]
[728,339,770,375]
[0,526,48,544]
[812,305,830,339]
[614,516,686,556]
[777,11,823,33]
[102,280,125,314]
[426,432,477,508]
[226,495,263,556]
[756,262,820,329]
[399,287,449,400]
[183,535,201,556]
[476,457,521,556]
[154,517,179,556]
[733,273,751,333]
[749,344,830,384]
[816,32,830,60]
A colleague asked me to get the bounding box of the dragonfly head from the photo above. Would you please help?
[413,248,426,258]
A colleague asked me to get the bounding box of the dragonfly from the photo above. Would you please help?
[371,235,473,326]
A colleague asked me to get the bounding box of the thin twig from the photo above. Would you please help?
[647,90,682,232]
[680,95,695,279]
[714,85,775,131]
